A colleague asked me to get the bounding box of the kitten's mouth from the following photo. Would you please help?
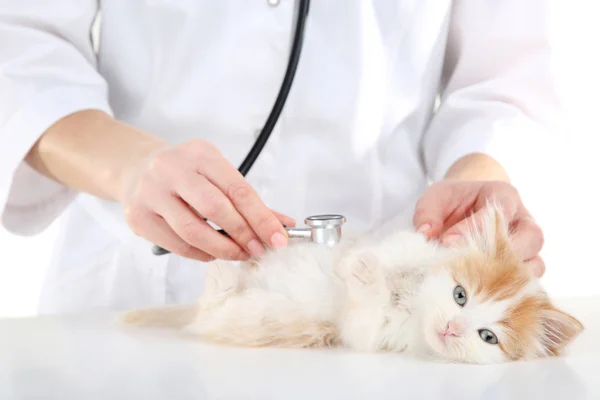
[436,331,448,346]
[423,330,450,357]
[436,330,455,347]
[424,323,455,354]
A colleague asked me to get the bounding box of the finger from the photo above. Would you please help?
[178,174,265,257]
[508,215,544,261]
[413,184,470,239]
[437,207,477,234]
[157,195,250,261]
[133,211,214,262]
[525,255,546,278]
[272,210,296,227]
[201,158,288,248]
[413,192,449,238]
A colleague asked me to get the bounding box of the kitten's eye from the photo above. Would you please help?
[453,285,467,307]
[478,329,498,345]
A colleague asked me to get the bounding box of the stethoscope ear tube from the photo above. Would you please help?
[237,0,310,176]
[151,0,311,256]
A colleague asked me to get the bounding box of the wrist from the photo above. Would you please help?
[100,120,168,204]
[443,153,510,183]
[26,110,167,203]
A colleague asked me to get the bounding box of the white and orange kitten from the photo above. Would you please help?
[121,203,583,364]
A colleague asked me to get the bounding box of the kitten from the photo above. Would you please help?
[121,202,583,364]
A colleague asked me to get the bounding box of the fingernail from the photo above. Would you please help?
[247,239,265,257]
[417,224,431,234]
[442,234,461,246]
[270,232,288,249]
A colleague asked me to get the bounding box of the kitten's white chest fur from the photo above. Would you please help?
[333,232,441,353]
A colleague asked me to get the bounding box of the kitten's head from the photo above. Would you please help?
[414,203,583,364]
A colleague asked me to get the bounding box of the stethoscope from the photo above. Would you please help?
[152,0,346,256]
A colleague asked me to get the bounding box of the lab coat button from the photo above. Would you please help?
[267,0,280,7]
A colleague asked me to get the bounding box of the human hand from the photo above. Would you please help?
[412,180,545,277]
[118,138,295,262]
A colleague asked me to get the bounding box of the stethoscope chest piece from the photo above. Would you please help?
[286,214,346,247]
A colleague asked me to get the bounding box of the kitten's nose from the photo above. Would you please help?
[444,318,466,337]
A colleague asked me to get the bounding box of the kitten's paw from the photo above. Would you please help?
[351,253,380,285]
[340,251,383,290]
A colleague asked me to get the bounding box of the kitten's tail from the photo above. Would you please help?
[119,304,198,329]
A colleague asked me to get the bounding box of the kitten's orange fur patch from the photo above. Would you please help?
[450,206,530,302]
[450,252,529,302]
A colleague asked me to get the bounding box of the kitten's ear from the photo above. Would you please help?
[538,306,584,356]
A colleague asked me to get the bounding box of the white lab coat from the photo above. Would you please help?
[0,1,560,315]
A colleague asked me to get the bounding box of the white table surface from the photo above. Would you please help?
[1,298,600,400]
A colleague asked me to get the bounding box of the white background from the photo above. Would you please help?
[1,3,599,318]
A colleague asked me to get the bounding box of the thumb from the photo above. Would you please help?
[412,191,448,239]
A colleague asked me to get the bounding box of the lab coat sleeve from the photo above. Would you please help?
[422,0,562,182]
[0,2,113,235]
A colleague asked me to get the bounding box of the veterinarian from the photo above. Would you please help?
[0,1,552,315]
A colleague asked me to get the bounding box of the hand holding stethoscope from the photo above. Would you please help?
[119,135,297,262]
